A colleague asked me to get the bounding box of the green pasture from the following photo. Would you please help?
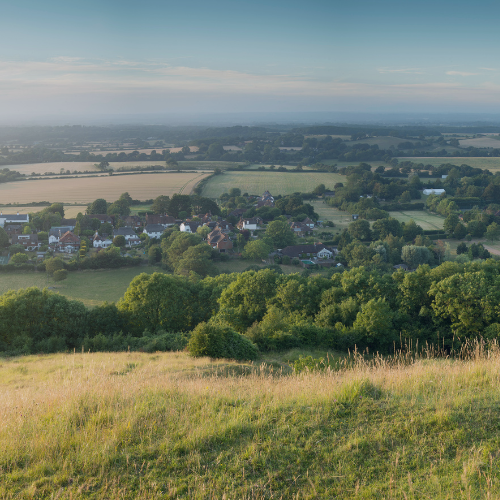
[389,210,445,230]
[0,266,166,307]
[177,161,243,170]
[201,171,344,198]
[402,157,500,171]
[309,201,353,233]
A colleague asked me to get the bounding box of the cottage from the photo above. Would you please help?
[207,229,233,252]
[145,214,176,227]
[61,219,77,230]
[92,232,113,249]
[89,214,114,224]
[58,231,81,253]
[49,227,73,244]
[302,217,315,229]
[143,224,165,239]
[289,221,312,236]
[180,221,201,233]
[281,244,335,260]
[237,217,262,231]
[113,227,141,246]
[12,233,40,251]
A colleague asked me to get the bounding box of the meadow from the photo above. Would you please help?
[0,172,210,204]
[2,349,500,498]
[459,136,500,148]
[201,171,344,198]
[388,210,445,230]
[0,266,166,307]
[404,157,500,171]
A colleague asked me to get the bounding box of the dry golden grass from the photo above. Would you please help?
[0,172,210,204]
[3,347,500,498]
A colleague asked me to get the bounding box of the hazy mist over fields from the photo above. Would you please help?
[2,0,500,124]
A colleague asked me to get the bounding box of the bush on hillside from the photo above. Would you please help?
[188,321,258,360]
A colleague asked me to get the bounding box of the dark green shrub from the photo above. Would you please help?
[188,322,258,360]
[53,269,68,281]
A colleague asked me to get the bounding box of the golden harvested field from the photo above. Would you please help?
[3,162,101,175]
[0,205,88,217]
[0,172,210,204]
[201,171,344,198]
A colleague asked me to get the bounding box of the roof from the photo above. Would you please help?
[281,244,331,258]
[144,224,165,233]
[59,231,80,244]
[49,226,72,237]
[113,227,136,236]
[0,213,29,222]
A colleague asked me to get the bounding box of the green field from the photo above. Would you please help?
[201,171,344,198]
[309,201,354,233]
[403,157,500,171]
[0,266,166,307]
[3,351,500,498]
[389,210,445,230]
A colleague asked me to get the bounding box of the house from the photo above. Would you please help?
[4,225,23,239]
[49,227,73,244]
[92,232,113,249]
[207,229,233,252]
[180,221,201,233]
[302,217,315,229]
[12,233,40,251]
[323,191,335,197]
[289,221,312,236]
[216,220,234,232]
[61,218,77,230]
[281,244,335,260]
[113,227,141,246]
[352,214,359,220]
[58,231,81,253]
[89,214,114,224]
[261,190,274,202]
[143,224,165,239]
[393,264,409,271]
[145,214,176,227]
[0,212,29,228]
[123,215,143,229]
[237,217,262,231]
[423,189,446,196]
[228,208,246,218]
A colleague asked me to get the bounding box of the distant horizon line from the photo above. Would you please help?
[3,111,500,127]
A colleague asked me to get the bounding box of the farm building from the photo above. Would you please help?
[423,189,446,195]
[0,213,29,227]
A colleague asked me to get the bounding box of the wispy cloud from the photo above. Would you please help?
[446,71,479,76]
[378,67,423,75]
[1,57,500,110]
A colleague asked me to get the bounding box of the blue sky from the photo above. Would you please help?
[1,0,500,121]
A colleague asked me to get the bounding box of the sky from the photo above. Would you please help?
[2,0,500,123]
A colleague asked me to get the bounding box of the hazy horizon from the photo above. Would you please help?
[2,0,500,122]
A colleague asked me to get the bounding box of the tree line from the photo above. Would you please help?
[3,259,500,358]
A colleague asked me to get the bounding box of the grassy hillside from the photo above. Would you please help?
[0,267,167,307]
[2,350,500,498]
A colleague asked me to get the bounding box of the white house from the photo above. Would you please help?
[180,221,201,233]
[49,227,73,244]
[0,212,29,228]
[238,217,262,231]
[92,232,113,248]
[423,189,446,195]
[113,227,141,246]
[143,224,165,239]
